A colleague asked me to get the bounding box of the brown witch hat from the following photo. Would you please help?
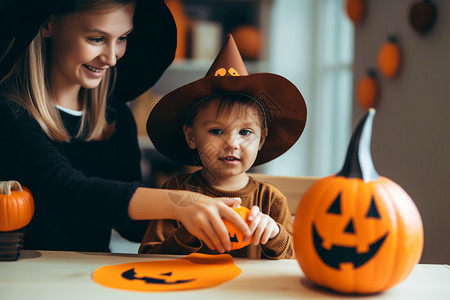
[147,34,307,166]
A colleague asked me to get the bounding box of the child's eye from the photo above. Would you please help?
[209,129,223,135]
[239,129,253,136]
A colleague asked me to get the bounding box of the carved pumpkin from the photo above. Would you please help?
[293,109,424,294]
[357,69,378,110]
[0,180,34,232]
[222,206,253,250]
[378,36,402,79]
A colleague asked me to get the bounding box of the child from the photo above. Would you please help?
[140,35,307,259]
[0,0,250,253]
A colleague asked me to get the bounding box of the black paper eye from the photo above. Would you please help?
[327,192,342,215]
[366,196,381,219]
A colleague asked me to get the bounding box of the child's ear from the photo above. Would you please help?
[258,128,268,150]
[183,125,197,149]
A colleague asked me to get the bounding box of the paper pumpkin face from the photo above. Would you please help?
[222,206,253,250]
[293,110,423,294]
[93,253,241,292]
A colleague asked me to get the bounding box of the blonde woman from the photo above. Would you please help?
[0,0,250,253]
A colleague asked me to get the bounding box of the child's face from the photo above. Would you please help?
[43,3,135,91]
[184,100,267,181]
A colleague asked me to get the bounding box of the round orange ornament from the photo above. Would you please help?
[345,0,364,24]
[293,109,423,294]
[231,26,262,60]
[357,69,378,110]
[222,206,253,250]
[378,36,402,78]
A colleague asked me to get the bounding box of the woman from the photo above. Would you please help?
[0,0,250,253]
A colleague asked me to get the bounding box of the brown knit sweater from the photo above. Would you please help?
[139,171,295,259]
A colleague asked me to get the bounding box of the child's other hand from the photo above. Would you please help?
[247,206,280,245]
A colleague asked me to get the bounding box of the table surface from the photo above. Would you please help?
[1,250,449,300]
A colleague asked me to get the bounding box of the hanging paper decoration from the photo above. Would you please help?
[293,109,424,294]
[409,0,437,35]
[345,0,364,24]
[356,69,378,110]
[378,36,402,79]
[93,253,241,292]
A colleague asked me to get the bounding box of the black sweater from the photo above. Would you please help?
[0,98,148,252]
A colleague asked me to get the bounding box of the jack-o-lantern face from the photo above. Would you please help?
[93,253,241,292]
[312,187,390,270]
[222,206,253,250]
[293,110,423,294]
[121,269,195,285]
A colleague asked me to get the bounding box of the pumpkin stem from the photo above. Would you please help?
[0,181,23,195]
[336,108,379,182]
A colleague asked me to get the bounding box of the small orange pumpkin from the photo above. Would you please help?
[378,36,402,79]
[222,206,253,250]
[0,180,34,232]
[293,109,423,294]
[345,0,364,24]
[356,69,378,110]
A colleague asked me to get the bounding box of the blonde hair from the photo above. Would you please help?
[0,0,137,142]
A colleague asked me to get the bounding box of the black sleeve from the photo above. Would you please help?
[0,99,142,230]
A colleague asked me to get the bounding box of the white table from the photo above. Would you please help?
[0,250,449,299]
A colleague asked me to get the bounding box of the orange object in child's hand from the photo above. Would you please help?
[222,206,253,250]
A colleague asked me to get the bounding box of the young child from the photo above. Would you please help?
[140,35,307,259]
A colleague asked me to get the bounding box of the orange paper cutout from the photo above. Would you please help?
[93,253,241,292]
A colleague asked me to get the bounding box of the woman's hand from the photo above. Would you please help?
[247,206,280,245]
[174,194,251,253]
[128,188,251,253]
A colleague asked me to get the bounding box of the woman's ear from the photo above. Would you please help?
[41,17,54,38]
[183,125,197,150]
[258,128,268,150]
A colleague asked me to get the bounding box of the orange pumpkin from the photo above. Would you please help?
[357,69,378,110]
[293,109,423,294]
[222,206,253,250]
[378,36,402,78]
[345,0,364,24]
[0,180,34,232]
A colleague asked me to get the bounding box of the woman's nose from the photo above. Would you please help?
[100,44,117,66]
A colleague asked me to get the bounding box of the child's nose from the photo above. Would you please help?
[223,132,239,149]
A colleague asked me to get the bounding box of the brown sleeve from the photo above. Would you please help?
[138,219,203,255]
[138,175,203,255]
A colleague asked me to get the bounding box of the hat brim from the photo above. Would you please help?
[0,0,176,102]
[147,73,307,166]
[113,0,176,102]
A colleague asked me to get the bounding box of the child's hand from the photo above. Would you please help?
[247,206,280,245]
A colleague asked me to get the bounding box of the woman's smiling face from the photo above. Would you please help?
[44,3,135,91]
[184,99,267,182]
